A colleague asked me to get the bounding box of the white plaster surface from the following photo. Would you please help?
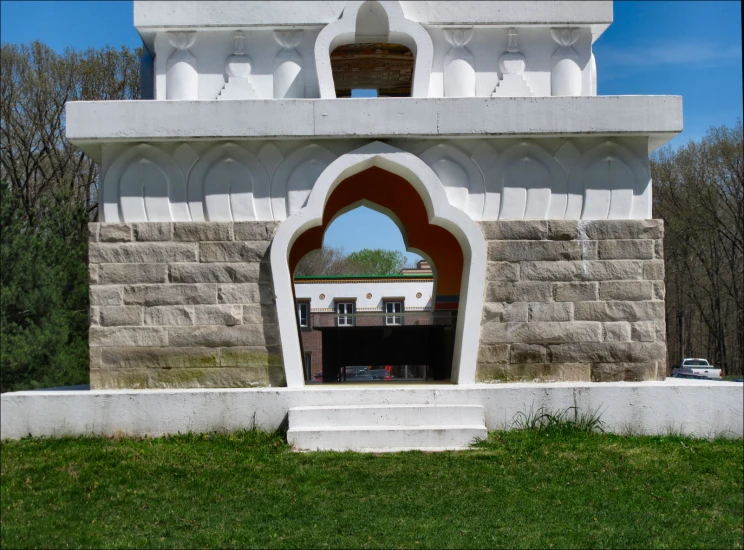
[3,381,741,441]
[294,280,434,311]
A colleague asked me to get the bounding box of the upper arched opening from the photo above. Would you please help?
[331,43,414,97]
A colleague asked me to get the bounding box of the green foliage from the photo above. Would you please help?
[346,248,410,275]
[1,430,742,548]
[0,183,90,392]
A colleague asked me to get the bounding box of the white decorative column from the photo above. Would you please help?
[550,28,581,97]
[218,31,258,100]
[493,28,534,97]
[443,28,475,98]
[273,31,304,99]
[166,32,197,100]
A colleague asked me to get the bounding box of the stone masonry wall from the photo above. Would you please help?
[476,220,667,383]
[88,221,283,389]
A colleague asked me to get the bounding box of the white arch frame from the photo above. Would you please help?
[270,141,487,388]
[314,0,434,98]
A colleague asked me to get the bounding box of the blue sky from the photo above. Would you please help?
[2,1,741,264]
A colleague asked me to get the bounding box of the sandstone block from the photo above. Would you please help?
[100,346,219,369]
[547,220,579,241]
[170,263,235,283]
[574,301,665,322]
[233,262,272,283]
[548,342,666,364]
[90,369,148,390]
[480,321,601,344]
[489,240,584,262]
[476,362,590,383]
[477,344,510,364]
[89,326,167,347]
[233,221,280,241]
[643,260,665,281]
[218,283,275,304]
[99,306,143,327]
[173,222,233,242]
[99,223,132,242]
[147,366,271,389]
[90,286,123,306]
[195,305,242,326]
[486,281,552,303]
[653,281,666,300]
[597,240,654,260]
[599,281,653,301]
[99,263,168,285]
[90,242,198,263]
[243,304,279,325]
[631,321,665,342]
[90,307,100,326]
[603,322,631,342]
[88,223,99,242]
[486,262,520,281]
[529,302,573,322]
[510,343,548,363]
[200,241,269,263]
[481,302,528,323]
[145,305,195,326]
[123,284,217,306]
[581,220,663,241]
[591,362,658,382]
[220,346,284,367]
[520,260,643,282]
[553,282,598,302]
[268,365,286,387]
[168,324,280,347]
[655,240,664,259]
[479,220,548,241]
[89,264,99,284]
[90,347,102,369]
[133,222,173,241]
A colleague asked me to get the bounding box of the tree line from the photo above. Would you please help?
[1,42,741,391]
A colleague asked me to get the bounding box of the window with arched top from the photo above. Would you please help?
[330,42,414,98]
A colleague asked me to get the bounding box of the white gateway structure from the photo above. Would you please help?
[7,0,733,449]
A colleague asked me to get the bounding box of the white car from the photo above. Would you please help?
[672,358,722,380]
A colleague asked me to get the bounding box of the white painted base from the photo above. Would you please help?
[2,381,742,442]
[288,404,487,452]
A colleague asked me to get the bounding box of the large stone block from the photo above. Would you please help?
[653,281,666,300]
[200,241,269,263]
[547,220,579,241]
[476,362,590,383]
[510,343,548,363]
[548,342,666,363]
[170,263,235,283]
[553,282,598,302]
[599,281,653,301]
[479,220,548,241]
[168,324,280,347]
[481,303,528,323]
[631,320,665,342]
[643,260,665,280]
[100,346,220,369]
[90,242,198,263]
[581,220,663,240]
[194,305,242,326]
[89,326,167,347]
[480,321,601,344]
[123,284,217,306]
[529,302,572,322]
[476,344,510,364]
[90,286,123,306]
[89,264,99,284]
[218,283,275,304]
[173,222,233,242]
[486,262,520,281]
[145,305,195,326]
[603,322,631,342]
[219,346,284,367]
[243,304,279,325]
[99,306,143,327]
[147,367,272,389]
[489,241,587,262]
[99,264,168,285]
[591,362,659,382]
[90,369,148,389]
[520,260,643,282]
[574,301,665,322]
[88,223,100,242]
[486,281,552,303]
[597,240,654,260]
[133,222,173,241]
[233,222,280,241]
[99,223,132,242]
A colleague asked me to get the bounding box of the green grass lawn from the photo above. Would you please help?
[1,429,742,549]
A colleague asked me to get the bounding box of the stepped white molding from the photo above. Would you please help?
[493,28,534,98]
[218,32,258,100]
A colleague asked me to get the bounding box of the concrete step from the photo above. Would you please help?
[287,404,487,452]
[289,404,485,428]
